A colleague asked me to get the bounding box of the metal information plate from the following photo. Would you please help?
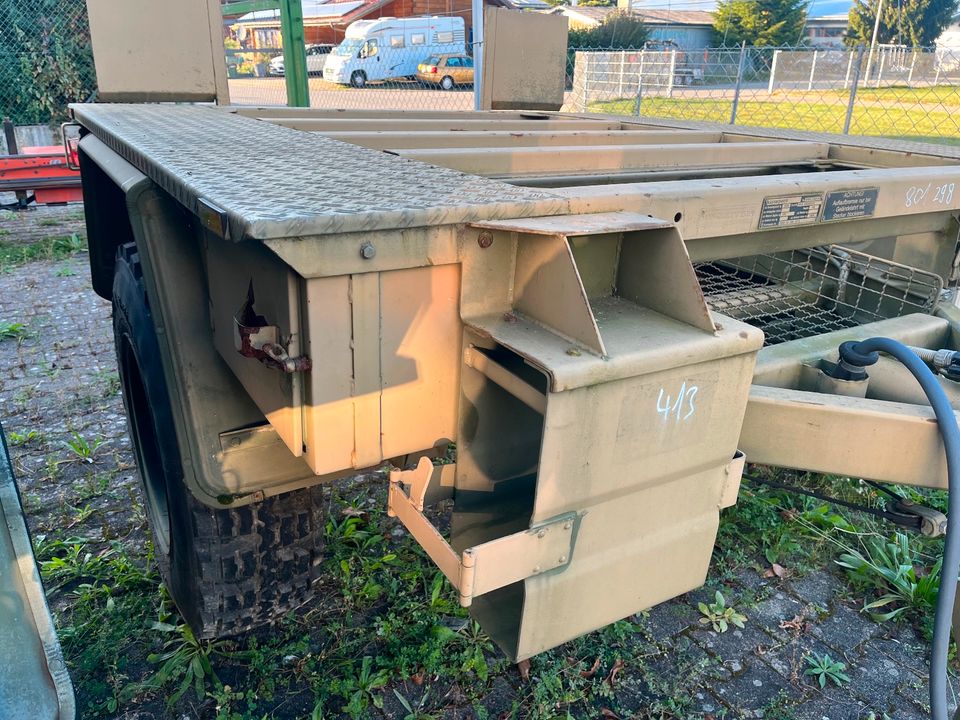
[821,188,879,221]
[758,192,824,229]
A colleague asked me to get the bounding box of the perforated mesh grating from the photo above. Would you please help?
[696,245,943,346]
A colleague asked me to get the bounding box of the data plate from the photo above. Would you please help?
[758,192,824,229]
[820,187,879,222]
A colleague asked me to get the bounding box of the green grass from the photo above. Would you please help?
[0,232,87,269]
[592,96,960,144]
[832,84,960,106]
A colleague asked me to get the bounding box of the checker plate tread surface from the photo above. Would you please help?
[71,104,569,240]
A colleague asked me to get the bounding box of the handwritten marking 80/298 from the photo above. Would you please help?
[906,182,955,208]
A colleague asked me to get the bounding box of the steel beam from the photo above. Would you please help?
[394,142,830,177]
[314,129,725,150]
[261,118,622,132]
[742,385,951,489]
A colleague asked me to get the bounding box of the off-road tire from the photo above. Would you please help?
[112,243,326,638]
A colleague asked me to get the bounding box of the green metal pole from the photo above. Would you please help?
[279,0,309,107]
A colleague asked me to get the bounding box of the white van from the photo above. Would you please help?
[323,16,466,87]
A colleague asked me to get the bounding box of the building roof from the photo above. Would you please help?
[635,9,713,26]
[558,6,712,28]
[624,0,852,20]
[560,6,617,26]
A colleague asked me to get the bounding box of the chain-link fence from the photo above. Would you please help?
[6,0,960,147]
[564,45,960,142]
[0,0,96,151]
[224,44,477,110]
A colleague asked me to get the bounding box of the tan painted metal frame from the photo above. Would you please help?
[74,104,960,661]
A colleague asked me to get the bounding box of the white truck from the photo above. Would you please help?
[323,16,466,87]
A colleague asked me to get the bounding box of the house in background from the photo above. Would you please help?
[225,0,530,48]
[802,0,850,47]
[554,5,615,31]
[632,9,714,50]
[556,4,713,50]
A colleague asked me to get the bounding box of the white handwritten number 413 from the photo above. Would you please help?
[657,382,698,423]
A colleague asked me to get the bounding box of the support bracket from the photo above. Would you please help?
[387,458,577,607]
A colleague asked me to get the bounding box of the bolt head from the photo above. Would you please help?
[563,522,572,530]
[558,555,567,564]
[477,231,494,249]
[537,529,547,538]
[360,242,376,259]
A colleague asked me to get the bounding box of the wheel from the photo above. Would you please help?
[112,243,326,638]
[350,70,367,88]
[440,75,455,91]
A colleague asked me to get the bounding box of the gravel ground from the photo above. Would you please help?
[0,204,954,719]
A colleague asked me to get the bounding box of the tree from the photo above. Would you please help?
[0,0,96,125]
[713,0,809,46]
[569,10,650,48]
[847,0,958,47]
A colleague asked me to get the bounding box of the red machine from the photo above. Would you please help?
[0,119,82,208]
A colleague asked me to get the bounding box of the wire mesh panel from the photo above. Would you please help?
[0,0,96,148]
[565,44,960,143]
[696,246,944,346]
[222,6,478,111]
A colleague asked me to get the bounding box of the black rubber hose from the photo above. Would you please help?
[847,337,959,719]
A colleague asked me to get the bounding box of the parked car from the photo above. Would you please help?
[268,44,334,76]
[416,54,474,90]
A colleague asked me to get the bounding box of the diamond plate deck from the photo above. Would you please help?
[70,104,570,240]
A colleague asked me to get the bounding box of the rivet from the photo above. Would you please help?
[537,529,546,539]
[360,242,376,259]
[477,231,494,249]
[533,565,541,573]
[563,522,572,530]
[558,555,567,563]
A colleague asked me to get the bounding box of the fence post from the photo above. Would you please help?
[907,50,917,86]
[472,0,484,110]
[875,49,885,88]
[844,45,865,135]
[767,48,780,94]
[807,50,818,91]
[667,49,677,98]
[634,69,643,116]
[844,50,854,89]
[730,41,747,125]
[582,53,590,112]
[618,51,625,97]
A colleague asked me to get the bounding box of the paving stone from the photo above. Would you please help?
[712,656,804,715]
[810,602,879,653]
[750,590,808,635]
[787,694,871,720]
[846,643,910,709]
[787,571,842,610]
[692,622,778,665]
[643,598,702,639]
[871,632,930,676]
[761,635,840,687]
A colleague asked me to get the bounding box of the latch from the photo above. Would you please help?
[387,457,577,607]
[234,281,311,373]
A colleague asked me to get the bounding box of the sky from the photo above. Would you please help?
[627,0,853,18]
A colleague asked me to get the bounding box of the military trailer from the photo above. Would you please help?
[68,102,960,710]
[54,3,960,718]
